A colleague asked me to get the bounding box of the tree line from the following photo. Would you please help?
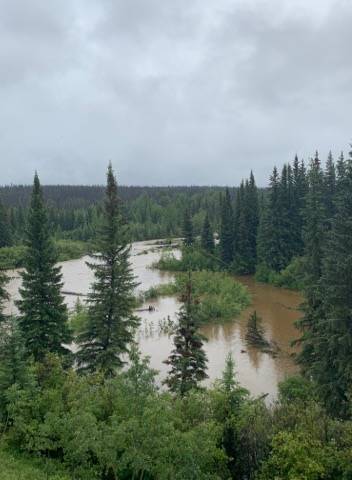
[181,148,352,419]
[0,152,352,478]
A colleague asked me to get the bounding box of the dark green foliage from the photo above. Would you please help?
[164,275,208,395]
[245,311,270,348]
[0,268,8,324]
[257,167,286,272]
[0,317,29,422]
[313,153,352,417]
[182,207,194,246]
[219,188,234,265]
[324,151,336,221]
[295,154,326,378]
[233,172,259,274]
[0,201,12,247]
[201,212,214,253]
[17,174,71,361]
[77,165,139,377]
[255,256,305,290]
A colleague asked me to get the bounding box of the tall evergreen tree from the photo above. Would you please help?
[201,212,214,253]
[234,172,259,274]
[219,188,234,266]
[324,151,336,221]
[311,151,352,417]
[182,207,194,247]
[257,167,286,272]
[77,164,139,377]
[295,153,326,376]
[291,156,307,256]
[17,173,71,361]
[164,274,208,396]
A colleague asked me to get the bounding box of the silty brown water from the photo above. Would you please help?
[5,240,302,400]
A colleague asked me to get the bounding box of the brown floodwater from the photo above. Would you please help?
[5,240,303,401]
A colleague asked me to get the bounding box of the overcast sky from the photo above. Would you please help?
[0,0,351,186]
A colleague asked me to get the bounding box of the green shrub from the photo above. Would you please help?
[0,446,71,479]
[153,246,219,272]
[255,257,305,291]
[143,271,250,323]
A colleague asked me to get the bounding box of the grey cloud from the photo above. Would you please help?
[0,0,351,186]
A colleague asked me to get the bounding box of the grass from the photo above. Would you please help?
[0,446,71,480]
[143,271,250,323]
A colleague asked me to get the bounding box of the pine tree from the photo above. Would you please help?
[257,167,286,272]
[219,188,234,266]
[324,151,336,221]
[17,173,71,361]
[77,164,139,377]
[311,151,352,417]
[233,173,259,274]
[182,207,194,247]
[164,274,208,396]
[295,153,326,376]
[201,212,214,253]
[291,156,307,256]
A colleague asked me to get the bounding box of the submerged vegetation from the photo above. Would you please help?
[143,270,250,323]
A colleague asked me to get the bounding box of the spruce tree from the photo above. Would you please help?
[257,167,286,272]
[201,212,214,253]
[219,188,234,266]
[164,274,208,396]
[295,153,326,376]
[324,151,336,221]
[182,207,194,247]
[17,173,71,361]
[292,156,307,256]
[233,173,259,274]
[77,164,139,377]
[313,151,352,417]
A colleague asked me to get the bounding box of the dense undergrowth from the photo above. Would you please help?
[1,353,352,480]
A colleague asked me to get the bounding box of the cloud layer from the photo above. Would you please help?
[0,0,351,185]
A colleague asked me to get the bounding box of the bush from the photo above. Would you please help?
[153,246,219,272]
[0,447,71,480]
[255,257,305,290]
[143,271,250,323]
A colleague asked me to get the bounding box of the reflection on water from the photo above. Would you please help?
[5,240,303,401]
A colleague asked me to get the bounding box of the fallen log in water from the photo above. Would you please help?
[62,291,87,297]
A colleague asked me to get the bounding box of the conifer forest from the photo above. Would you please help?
[0,149,352,479]
[1,1,352,478]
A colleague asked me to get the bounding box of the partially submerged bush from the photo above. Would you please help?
[143,271,250,323]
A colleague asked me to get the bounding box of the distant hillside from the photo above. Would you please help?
[0,185,227,209]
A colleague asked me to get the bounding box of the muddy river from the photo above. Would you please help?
[5,240,303,401]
